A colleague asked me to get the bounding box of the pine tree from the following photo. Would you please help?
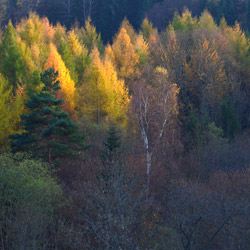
[9,68,87,164]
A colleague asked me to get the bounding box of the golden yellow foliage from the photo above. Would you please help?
[53,23,66,45]
[185,38,227,107]
[134,34,149,66]
[75,18,103,53]
[41,17,55,44]
[18,18,40,47]
[173,9,198,32]
[17,14,51,67]
[67,30,83,57]
[120,18,137,44]
[111,27,139,80]
[45,43,76,115]
[147,29,162,67]
[0,75,24,151]
[199,10,217,31]
[104,43,115,62]
[30,43,40,65]
[223,22,250,62]
[18,38,35,73]
[141,18,153,41]
[78,47,130,127]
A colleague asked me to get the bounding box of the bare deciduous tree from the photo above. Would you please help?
[133,66,179,189]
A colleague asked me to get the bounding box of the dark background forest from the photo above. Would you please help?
[0,0,250,249]
[1,0,250,41]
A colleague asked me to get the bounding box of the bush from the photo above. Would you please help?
[0,154,62,249]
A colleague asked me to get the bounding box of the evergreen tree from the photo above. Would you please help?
[102,125,121,163]
[100,125,121,185]
[9,68,87,164]
[220,101,240,140]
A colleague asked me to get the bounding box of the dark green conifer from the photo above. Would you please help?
[9,68,87,164]
[100,125,121,185]
[102,125,121,163]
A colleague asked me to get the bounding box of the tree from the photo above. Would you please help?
[78,48,130,127]
[77,17,103,53]
[134,34,149,67]
[9,68,86,164]
[58,38,76,81]
[45,43,76,115]
[185,37,227,124]
[0,154,62,249]
[133,66,179,188]
[198,10,217,31]
[107,27,139,82]
[0,21,27,94]
[141,18,154,41]
[172,9,198,33]
[0,75,24,152]
[71,129,154,249]
[119,18,137,44]
[102,125,121,163]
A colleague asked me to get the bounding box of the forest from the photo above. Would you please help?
[0,1,250,249]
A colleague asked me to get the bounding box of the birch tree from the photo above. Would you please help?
[133,66,179,188]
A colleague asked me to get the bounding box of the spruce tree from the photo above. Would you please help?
[102,125,121,163]
[9,68,87,164]
[100,125,122,185]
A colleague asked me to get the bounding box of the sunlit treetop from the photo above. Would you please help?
[45,43,76,116]
[199,10,218,31]
[172,9,198,33]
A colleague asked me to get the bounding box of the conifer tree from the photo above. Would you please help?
[0,75,24,151]
[58,38,76,81]
[0,21,27,94]
[172,9,198,33]
[77,18,104,53]
[134,34,149,67]
[102,125,121,163]
[45,43,76,115]
[141,18,154,41]
[100,125,122,186]
[109,27,139,80]
[199,10,217,31]
[78,48,130,127]
[9,68,87,164]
